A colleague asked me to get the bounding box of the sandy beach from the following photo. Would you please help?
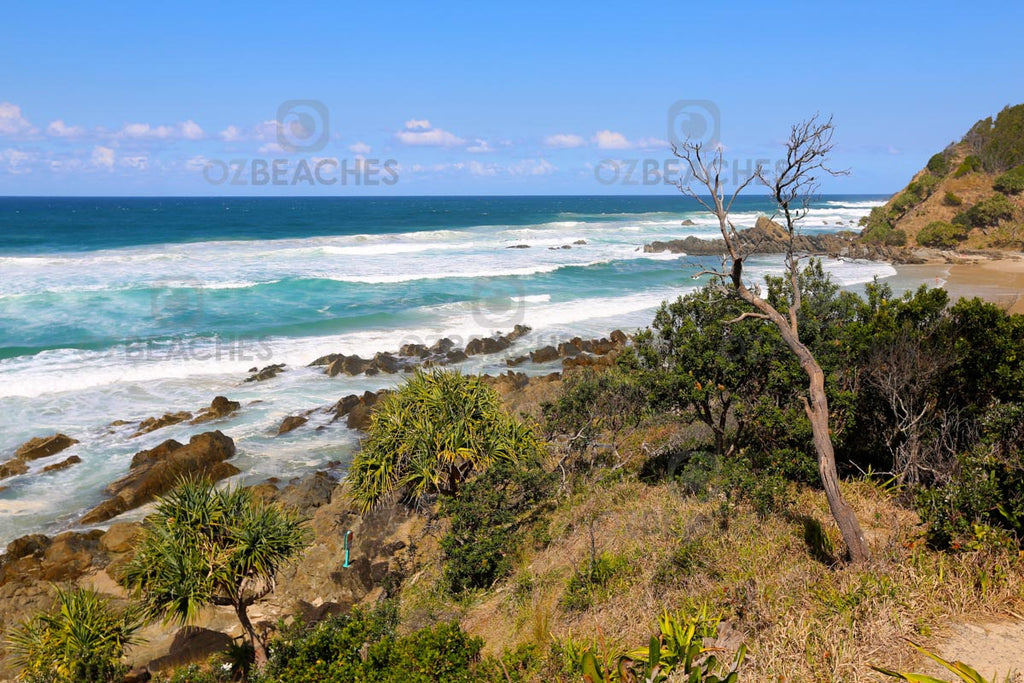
[894,255,1024,313]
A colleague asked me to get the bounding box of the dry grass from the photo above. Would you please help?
[417,474,1024,682]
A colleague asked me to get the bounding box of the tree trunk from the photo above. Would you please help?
[235,600,268,669]
[802,359,870,563]
[740,289,870,563]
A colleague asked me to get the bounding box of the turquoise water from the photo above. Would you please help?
[0,194,892,542]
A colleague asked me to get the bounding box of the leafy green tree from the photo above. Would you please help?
[927,152,950,176]
[121,478,310,669]
[917,220,968,248]
[8,585,144,683]
[963,104,1024,172]
[348,369,544,512]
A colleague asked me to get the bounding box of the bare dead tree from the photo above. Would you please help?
[863,331,952,486]
[673,114,870,563]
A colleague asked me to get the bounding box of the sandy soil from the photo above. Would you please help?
[932,618,1024,682]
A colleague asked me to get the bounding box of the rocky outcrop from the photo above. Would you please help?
[329,390,388,431]
[312,326,533,377]
[643,216,899,260]
[128,396,241,438]
[15,434,79,461]
[0,433,80,481]
[80,431,239,525]
[277,415,309,435]
[245,364,286,382]
[190,396,240,424]
[42,455,81,473]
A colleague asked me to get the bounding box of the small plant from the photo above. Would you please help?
[8,585,144,683]
[942,191,963,207]
[577,609,745,683]
[349,369,544,511]
[873,638,1010,682]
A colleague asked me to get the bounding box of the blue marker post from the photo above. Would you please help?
[343,530,353,568]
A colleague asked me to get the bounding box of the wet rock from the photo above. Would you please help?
[557,341,581,357]
[429,338,455,354]
[371,352,400,374]
[610,329,628,345]
[399,343,429,358]
[42,455,81,473]
[327,354,371,377]
[505,244,530,249]
[445,349,468,363]
[132,411,193,437]
[573,239,587,245]
[244,363,286,382]
[0,459,29,480]
[530,345,560,363]
[466,336,511,355]
[80,431,238,525]
[277,415,309,435]
[5,534,51,561]
[15,434,79,461]
[308,353,342,367]
[681,219,696,226]
[190,396,240,424]
[506,354,530,367]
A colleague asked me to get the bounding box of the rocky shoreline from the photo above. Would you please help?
[0,326,629,677]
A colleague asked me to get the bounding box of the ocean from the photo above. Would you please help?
[0,194,893,543]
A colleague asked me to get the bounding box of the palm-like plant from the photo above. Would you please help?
[120,477,310,669]
[348,369,545,512]
[8,585,144,683]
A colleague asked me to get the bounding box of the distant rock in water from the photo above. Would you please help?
[42,455,81,473]
[79,431,239,525]
[505,243,531,249]
[245,363,286,382]
[681,219,696,226]
[15,434,79,461]
[277,414,309,435]
[190,396,240,424]
[644,216,897,260]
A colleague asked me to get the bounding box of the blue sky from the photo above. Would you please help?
[0,1,1019,196]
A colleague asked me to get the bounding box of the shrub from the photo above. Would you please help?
[860,206,895,243]
[916,402,1024,549]
[942,190,963,207]
[884,228,907,246]
[121,478,310,669]
[993,164,1024,194]
[8,586,144,683]
[440,459,555,593]
[953,194,1015,228]
[889,190,919,217]
[262,605,500,683]
[916,220,968,248]
[541,367,647,457]
[348,369,545,512]
[953,154,982,177]
[562,551,628,611]
[927,152,950,176]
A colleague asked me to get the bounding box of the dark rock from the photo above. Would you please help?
[506,355,529,367]
[41,530,104,581]
[466,336,510,355]
[308,353,342,367]
[15,434,79,461]
[573,239,587,245]
[681,219,696,226]
[530,345,560,363]
[42,455,81,473]
[505,244,530,249]
[371,352,400,374]
[557,341,581,357]
[80,431,238,525]
[244,363,286,382]
[190,396,240,424]
[132,411,192,437]
[0,458,29,479]
[610,329,628,345]
[399,343,429,358]
[5,534,51,560]
[445,349,468,363]
[429,338,455,354]
[277,415,309,435]
[327,354,370,377]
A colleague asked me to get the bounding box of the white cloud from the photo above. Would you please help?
[466,139,494,153]
[121,155,149,170]
[91,145,115,169]
[468,160,498,176]
[46,120,85,138]
[396,119,465,147]
[180,120,204,140]
[0,103,36,136]
[543,133,585,149]
[593,130,632,150]
[219,125,242,142]
[349,141,371,154]
[509,158,556,176]
[2,149,33,174]
[119,120,204,140]
[185,155,210,172]
[635,136,668,151]
[258,142,287,154]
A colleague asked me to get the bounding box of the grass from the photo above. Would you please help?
[398,467,1024,682]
